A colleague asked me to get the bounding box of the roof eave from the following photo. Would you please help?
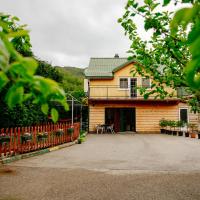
[85,76,114,80]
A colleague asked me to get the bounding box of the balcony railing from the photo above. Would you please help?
[88,85,180,100]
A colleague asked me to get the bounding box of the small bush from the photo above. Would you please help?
[159,119,168,128]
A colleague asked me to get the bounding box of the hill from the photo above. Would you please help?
[56,66,85,78]
[56,66,85,100]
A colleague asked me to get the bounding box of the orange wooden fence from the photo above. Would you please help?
[0,122,80,159]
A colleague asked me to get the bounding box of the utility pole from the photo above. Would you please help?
[80,104,82,131]
[72,96,74,125]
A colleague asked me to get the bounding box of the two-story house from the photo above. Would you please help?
[84,55,199,133]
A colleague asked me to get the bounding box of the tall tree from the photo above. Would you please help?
[0,13,68,125]
[119,0,200,112]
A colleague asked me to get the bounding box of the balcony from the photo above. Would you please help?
[88,85,180,104]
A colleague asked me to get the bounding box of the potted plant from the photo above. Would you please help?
[185,123,190,137]
[0,133,10,144]
[188,123,197,138]
[171,121,177,136]
[37,132,48,141]
[159,119,168,134]
[165,120,170,134]
[55,129,64,136]
[78,131,86,144]
[21,132,32,142]
[167,120,174,135]
[198,129,200,139]
[176,121,185,136]
[67,127,74,141]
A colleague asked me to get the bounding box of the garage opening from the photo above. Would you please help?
[105,108,136,132]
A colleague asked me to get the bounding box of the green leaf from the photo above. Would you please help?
[5,84,24,108]
[0,39,10,70]
[188,20,200,44]
[51,108,58,123]
[0,71,9,90]
[163,0,171,6]
[21,57,38,75]
[184,58,200,90]
[144,0,152,4]
[23,93,32,101]
[190,37,200,58]
[171,5,200,34]
[144,93,149,99]
[182,0,192,2]
[150,3,160,11]
[41,104,49,115]
[118,18,122,23]
[7,30,29,39]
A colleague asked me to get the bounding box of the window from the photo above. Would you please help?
[120,78,128,89]
[142,78,151,88]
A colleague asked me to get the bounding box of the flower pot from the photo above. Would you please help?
[37,132,48,141]
[55,130,64,136]
[67,128,74,135]
[190,132,196,138]
[178,131,183,136]
[21,133,32,142]
[160,129,166,134]
[168,130,172,135]
[78,138,82,144]
[0,135,10,144]
[172,131,177,136]
[21,135,32,142]
[185,132,189,137]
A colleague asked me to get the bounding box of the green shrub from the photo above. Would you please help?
[176,121,185,128]
[67,128,74,135]
[159,119,168,128]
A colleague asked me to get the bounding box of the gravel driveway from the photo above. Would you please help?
[1,134,200,200]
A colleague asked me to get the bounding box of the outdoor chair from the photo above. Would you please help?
[107,124,115,134]
[96,124,105,134]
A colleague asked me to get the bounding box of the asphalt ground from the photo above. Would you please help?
[1,134,200,200]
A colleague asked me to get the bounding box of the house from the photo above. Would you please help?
[84,55,199,133]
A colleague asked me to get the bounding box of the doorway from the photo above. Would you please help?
[179,108,188,123]
[105,108,136,132]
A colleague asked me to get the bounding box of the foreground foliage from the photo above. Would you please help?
[0,14,68,123]
[119,0,200,112]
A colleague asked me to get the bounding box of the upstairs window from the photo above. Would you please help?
[142,78,151,88]
[120,78,128,89]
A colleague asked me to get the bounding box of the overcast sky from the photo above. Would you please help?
[0,0,184,68]
[0,0,133,68]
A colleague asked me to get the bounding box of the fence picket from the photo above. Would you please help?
[0,123,80,159]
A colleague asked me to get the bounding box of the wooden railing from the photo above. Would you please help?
[0,122,80,159]
[88,85,180,99]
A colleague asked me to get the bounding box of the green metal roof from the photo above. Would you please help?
[85,57,129,78]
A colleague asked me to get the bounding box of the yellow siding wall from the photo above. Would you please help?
[89,105,105,131]
[89,63,175,98]
[89,103,199,133]
[136,105,178,133]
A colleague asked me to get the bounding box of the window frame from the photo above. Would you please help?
[119,77,129,90]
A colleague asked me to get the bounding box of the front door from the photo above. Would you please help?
[105,108,136,132]
[180,108,188,123]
